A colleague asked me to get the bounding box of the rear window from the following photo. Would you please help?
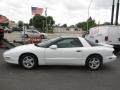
[85,39,102,46]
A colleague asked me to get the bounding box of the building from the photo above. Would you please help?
[9,21,17,28]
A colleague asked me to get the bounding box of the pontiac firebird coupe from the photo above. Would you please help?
[3,36,116,70]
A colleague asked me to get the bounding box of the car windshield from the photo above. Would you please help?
[85,39,102,46]
[35,37,61,48]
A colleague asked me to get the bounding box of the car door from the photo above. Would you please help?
[27,31,33,37]
[32,30,40,37]
[45,38,84,65]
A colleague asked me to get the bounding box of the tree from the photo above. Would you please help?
[24,23,29,29]
[32,15,46,32]
[18,20,24,29]
[46,16,55,33]
[31,15,55,33]
[62,24,67,27]
[29,18,33,26]
[77,22,87,30]
[1,23,9,27]
[76,17,96,31]
[69,25,75,28]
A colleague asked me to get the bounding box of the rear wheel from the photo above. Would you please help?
[24,34,28,38]
[20,54,38,69]
[86,55,103,70]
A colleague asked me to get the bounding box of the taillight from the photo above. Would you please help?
[105,36,108,41]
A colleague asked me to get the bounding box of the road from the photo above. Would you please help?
[0,48,120,90]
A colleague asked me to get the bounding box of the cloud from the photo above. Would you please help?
[0,0,117,25]
[95,0,113,9]
[62,0,87,11]
[2,0,24,9]
[44,0,61,5]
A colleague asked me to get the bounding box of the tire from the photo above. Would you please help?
[20,54,38,69]
[113,47,120,56]
[0,34,4,39]
[86,55,103,71]
[113,51,119,56]
[24,34,28,38]
[40,35,44,39]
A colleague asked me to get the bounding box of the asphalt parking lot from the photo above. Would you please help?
[1,32,120,90]
[0,48,120,90]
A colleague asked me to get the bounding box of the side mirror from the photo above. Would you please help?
[49,45,57,49]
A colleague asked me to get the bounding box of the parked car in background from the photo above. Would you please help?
[0,26,4,39]
[12,27,23,32]
[21,29,47,39]
[4,27,12,33]
[3,36,116,70]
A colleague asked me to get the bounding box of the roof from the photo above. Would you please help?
[59,36,83,39]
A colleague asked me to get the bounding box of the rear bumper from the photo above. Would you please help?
[103,55,117,63]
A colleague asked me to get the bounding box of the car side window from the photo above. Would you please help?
[71,38,83,47]
[27,31,32,33]
[32,31,38,33]
[54,38,83,48]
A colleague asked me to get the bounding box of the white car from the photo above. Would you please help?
[3,36,116,70]
[98,43,113,48]
[21,29,47,39]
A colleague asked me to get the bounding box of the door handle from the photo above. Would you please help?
[76,50,82,52]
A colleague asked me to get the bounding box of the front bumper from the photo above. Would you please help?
[3,55,19,64]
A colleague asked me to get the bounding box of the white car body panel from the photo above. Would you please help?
[45,47,84,65]
[4,44,46,65]
[3,37,117,67]
[98,43,113,48]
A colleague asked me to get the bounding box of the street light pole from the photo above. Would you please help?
[45,8,48,33]
[87,0,93,31]
[111,0,115,25]
[115,0,120,25]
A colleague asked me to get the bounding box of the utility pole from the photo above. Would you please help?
[111,0,115,25]
[115,0,119,25]
[87,0,93,31]
[42,20,45,32]
[45,8,48,33]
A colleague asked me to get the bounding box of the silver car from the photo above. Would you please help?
[21,29,47,39]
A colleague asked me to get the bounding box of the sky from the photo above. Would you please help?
[0,0,118,26]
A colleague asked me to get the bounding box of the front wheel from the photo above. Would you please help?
[20,54,38,69]
[40,35,45,39]
[86,55,103,70]
[24,34,28,38]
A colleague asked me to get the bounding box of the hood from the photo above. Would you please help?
[4,44,37,55]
